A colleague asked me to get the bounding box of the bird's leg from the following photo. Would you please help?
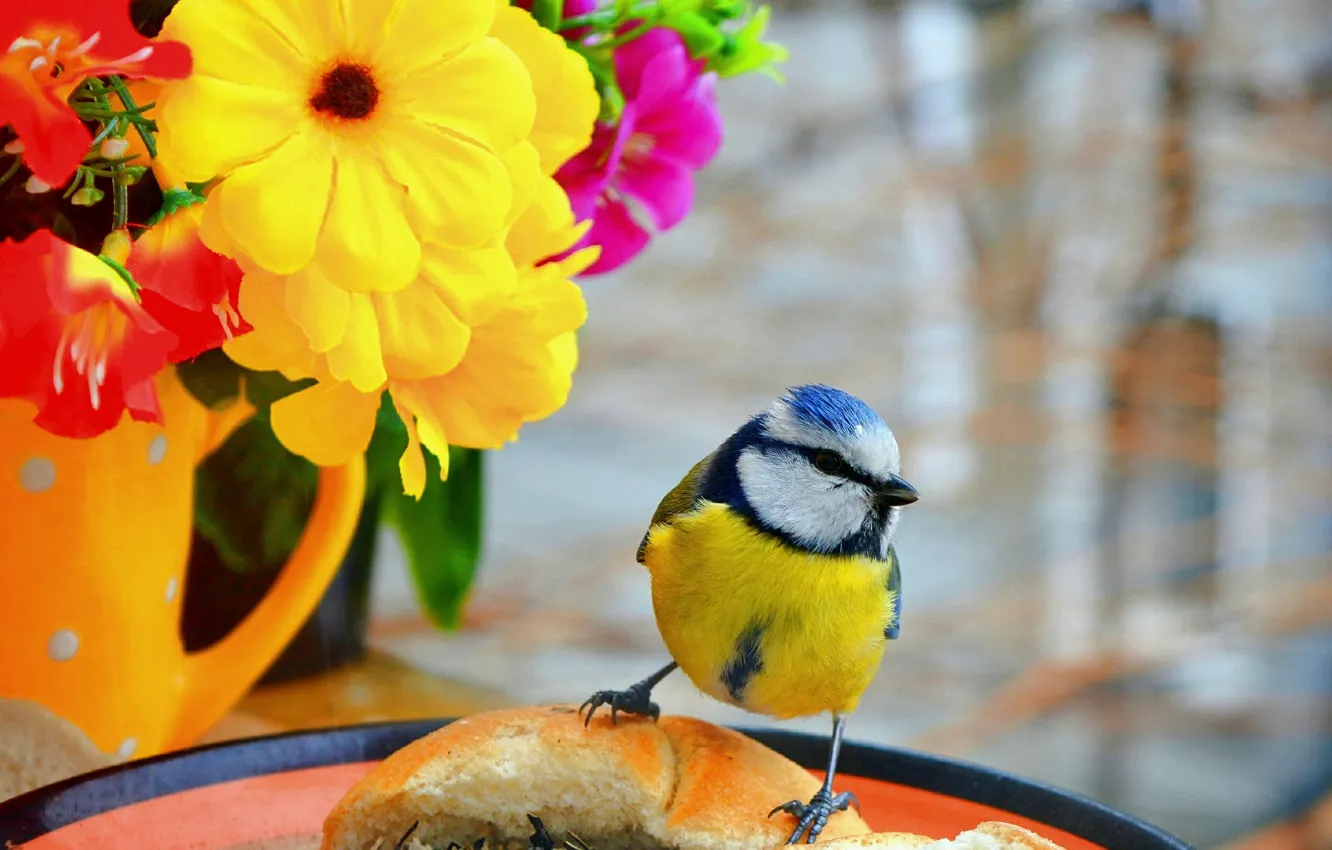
[768,714,860,844]
[578,661,678,727]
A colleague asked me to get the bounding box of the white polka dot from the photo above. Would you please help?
[147,435,168,465]
[116,738,137,760]
[19,457,56,493]
[165,576,179,604]
[47,630,78,661]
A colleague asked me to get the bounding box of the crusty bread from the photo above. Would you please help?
[814,822,1065,850]
[0,697,113,803]
[801,832,934,848]
[322,704,871,850]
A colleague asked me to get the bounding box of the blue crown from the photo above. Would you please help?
[780,384,885,439]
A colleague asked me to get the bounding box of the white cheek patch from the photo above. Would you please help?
[762,400,901,477]
[736,447,871,551]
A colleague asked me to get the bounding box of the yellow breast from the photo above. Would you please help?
[642,501,894,719]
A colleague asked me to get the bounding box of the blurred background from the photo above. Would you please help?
[212,0,1331,847]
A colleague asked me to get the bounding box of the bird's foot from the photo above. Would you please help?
[769,788,860,844]
[527,814,556,850]
[578,682,660,727]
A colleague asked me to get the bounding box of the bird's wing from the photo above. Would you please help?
[884,544,903,639]
[635,451,715,564]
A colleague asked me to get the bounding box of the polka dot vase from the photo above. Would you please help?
[0,367,367,762]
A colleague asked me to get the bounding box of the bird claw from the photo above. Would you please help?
[528,814,556,850]
[769,789,860,844]
[578,684,660,727]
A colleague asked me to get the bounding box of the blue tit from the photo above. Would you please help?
[578,384,919,845]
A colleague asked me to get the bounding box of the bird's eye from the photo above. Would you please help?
[813,451,843,475]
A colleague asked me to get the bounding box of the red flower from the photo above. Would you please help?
[0,230,175,438]
[0,0,192,188]
[127,192,251,362]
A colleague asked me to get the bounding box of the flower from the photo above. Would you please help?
[226,174,597,498]
[555,27,723,275]
[127,190,250,363]
[154,0,542,298]
[206,2,597,450]
[493,2,600,174]
[0,230,174,437]
[0,0,191,188]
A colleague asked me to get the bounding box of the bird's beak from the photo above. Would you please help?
[875,475,919,508]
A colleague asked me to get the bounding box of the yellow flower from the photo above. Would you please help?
[175,2,599,397]
[228,175,599,497]
[155,0,543,297]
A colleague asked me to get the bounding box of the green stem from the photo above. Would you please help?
[0,155,22,187]
[599,18,657,48]
[106,75,156,158]
[62,168,86,199]
[90,117,123,148]
[112,175,128,229]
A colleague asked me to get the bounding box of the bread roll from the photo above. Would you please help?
[322,704,871,850]
[0,697,113,802]
[815,822,1065,850]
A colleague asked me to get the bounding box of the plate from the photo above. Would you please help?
[0,719,1192,849]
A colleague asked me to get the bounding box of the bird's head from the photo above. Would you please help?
[703,384,918,561]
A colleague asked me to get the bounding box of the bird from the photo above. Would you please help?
[578,384,919,845]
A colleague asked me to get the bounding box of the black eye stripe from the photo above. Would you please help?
[798,448,878,488]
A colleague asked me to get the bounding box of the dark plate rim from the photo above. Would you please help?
[0,718,1193,849]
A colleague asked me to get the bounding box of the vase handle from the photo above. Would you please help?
[168,455,369,749]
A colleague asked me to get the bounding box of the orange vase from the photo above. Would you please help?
[0,366,367,761]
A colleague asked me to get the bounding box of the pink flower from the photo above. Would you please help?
[555,27,724,275]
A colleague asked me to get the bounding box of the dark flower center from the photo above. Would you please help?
[310,63,379,121]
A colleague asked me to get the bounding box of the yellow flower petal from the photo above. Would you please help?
[241,0,343,64]
[308,147,420,293]
[224,270,318,375]
[419,241,517,328]
[284,265,350,353]
[215,130,335,274]
[491,276,587,343]
[397,275,587,449]
[378,118,511,247]
[548,331,579,381]
[325,294,389,393]
[502,141,541,231]
[393,37,534,154]
[489,6,598,174]
[159,0,306,90]
[374,284,470,380]
[367,0,496,79]
[506,174,578,269]
[542,243,600,280]
[391,394,427,499]
[271,381,379,466]
[157,76,303,182]
[392,382,455,479]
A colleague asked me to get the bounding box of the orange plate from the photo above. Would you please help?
[0,721,1190,849]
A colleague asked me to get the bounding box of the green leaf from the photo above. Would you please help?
[176,348,314,411]
[529,0,564,31]
[664,11,725,57]
[142,186,204,228]
[51,212,77,245]
[701,0,746,20]
[707,5,789,80]
[193,413,319,574]
[382,445,486,631]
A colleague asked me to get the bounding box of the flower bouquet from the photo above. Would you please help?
[0,0,785,659]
